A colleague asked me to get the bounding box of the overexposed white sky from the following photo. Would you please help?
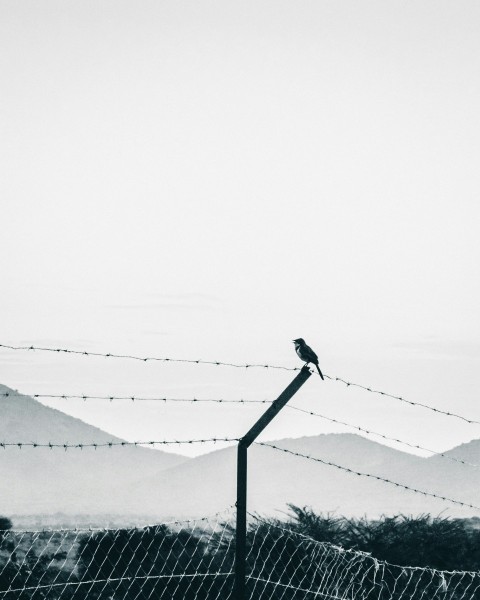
[1,0,480,457]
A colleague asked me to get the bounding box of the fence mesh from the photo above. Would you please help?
[1,510,480,600]
[245,515,480,600]
[0,512,234,600]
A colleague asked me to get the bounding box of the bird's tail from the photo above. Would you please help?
[315,364,324,380]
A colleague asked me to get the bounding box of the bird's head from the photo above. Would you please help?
[292,338,305,345]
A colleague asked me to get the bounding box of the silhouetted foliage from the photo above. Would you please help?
[0,529,76,600]
[0,518,12,547]
[287,505,349,545]
[0,517,15,596]
[76,524,231,600]
[286,505,480,571]
[0,519,12,533]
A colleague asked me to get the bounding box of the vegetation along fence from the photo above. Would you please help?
[2,509,480,600]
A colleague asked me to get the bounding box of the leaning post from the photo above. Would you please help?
[233,365,313,600]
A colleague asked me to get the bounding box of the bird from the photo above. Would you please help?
[293,338,324,379]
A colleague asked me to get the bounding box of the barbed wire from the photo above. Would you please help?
[0,391,270,404]
[328,374,480,425]
[3,389,478,468]
[258,442,480,511]
[0,437,238,450]
[2,342,479,426]
[0,343,298,371]
[287,404,480,469]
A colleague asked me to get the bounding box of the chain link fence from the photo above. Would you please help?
[2,510,480,600]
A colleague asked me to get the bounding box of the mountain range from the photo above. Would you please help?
[1,384,479,524]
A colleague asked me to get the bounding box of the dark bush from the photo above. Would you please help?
[77,524,231,600]
[286,505,480,571]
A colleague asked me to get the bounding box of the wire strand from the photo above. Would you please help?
[287,404,480,469]
[0,438,238,450]
[258,442,480,511]
[328,375,480,425]
[0,343,297,371]
[0,391,270,404]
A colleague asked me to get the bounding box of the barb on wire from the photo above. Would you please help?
[329,374,480,425]
[0,437,239,450]
[287,404,480,469]
[258,442,480,511]
[0,343,298,371]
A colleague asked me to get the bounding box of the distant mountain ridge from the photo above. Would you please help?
[1,384,479,523]
[436,438,480,463]
[121,433,480,519]
[0,384,187,516]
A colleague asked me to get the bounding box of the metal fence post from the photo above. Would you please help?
[233,365,313,600]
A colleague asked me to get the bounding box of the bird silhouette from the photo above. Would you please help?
[293,338,324,379]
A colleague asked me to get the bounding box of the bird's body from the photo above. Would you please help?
[293,338,324,379]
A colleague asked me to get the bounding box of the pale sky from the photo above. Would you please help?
[1,0,480,458]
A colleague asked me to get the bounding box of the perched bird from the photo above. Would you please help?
[293,338,324,379]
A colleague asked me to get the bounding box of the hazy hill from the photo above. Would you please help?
[435,438,480,464]
[2,384,480,521]
[122,433,480,519]
[0,384,186,515]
